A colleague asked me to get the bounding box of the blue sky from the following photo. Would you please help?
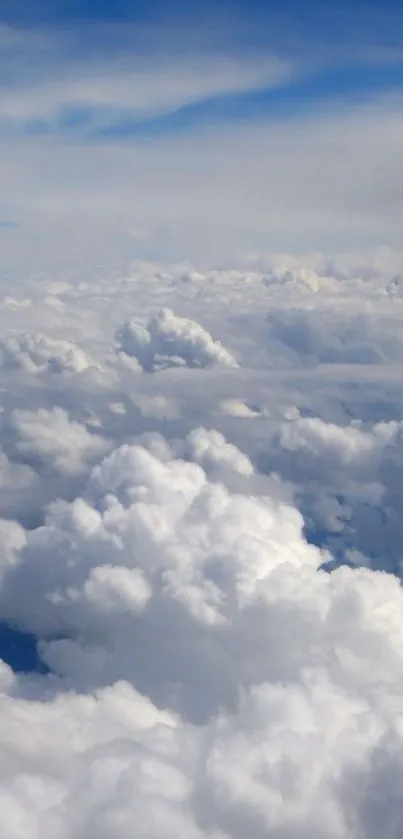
[0,0,401,30]
[2,0,403,137]
[1,0,403,268]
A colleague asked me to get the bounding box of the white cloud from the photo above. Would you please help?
[70,564,152,614]
[265,306,403,367]
[1,94,403,270]
[12,406,110,475]
[0,248,402,835]
[0,52,292,126]
[0,436,320,687]
[131,393,180,420]
[0,434,403,836]
[2,16,403,835]
[278,416,382,463]
[0,23,295,135]
[184,427,254,476]
[262,264,324,292]
[0,332,98,374]
[219,399,261,418]
[116,308,238,371]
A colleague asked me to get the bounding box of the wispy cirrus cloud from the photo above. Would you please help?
[1,17,403,139]
[0,23,296,134]
[1,92,403,269]
[0,55,294,129]
[0,17,403,269]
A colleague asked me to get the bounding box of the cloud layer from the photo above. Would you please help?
[2,6,403,833]
[2,432,403,837]
[0,253,403,836]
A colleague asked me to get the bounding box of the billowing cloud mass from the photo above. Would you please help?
[0,332,98,375]
[115,308,238,371]
[11,406,110,475]
[262,263,323,292]
[1,252,403,837]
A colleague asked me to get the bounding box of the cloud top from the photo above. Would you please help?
[116,308,238,371]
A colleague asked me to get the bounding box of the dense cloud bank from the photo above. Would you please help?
[1,253,403,836]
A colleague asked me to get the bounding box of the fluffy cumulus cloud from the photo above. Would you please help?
[1,252,403,836]
[0,332,98,375]
[263,414,403,575]
[116,308,238,371]
[2,436,403,837]
[11,407,110,475]
[262,263,324,292]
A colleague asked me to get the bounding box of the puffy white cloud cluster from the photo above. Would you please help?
[11,407,110,476]
[262,263,323,292]
[1,435,403,837]
[261,414,403,574]
[1,252,403,837]
[0,332,97,375]
[277,415,396,465]
[115,308,238,372]
[0,432,316,662]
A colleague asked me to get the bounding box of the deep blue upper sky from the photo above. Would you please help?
[1,0,402,45]
[0,0,398,23]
